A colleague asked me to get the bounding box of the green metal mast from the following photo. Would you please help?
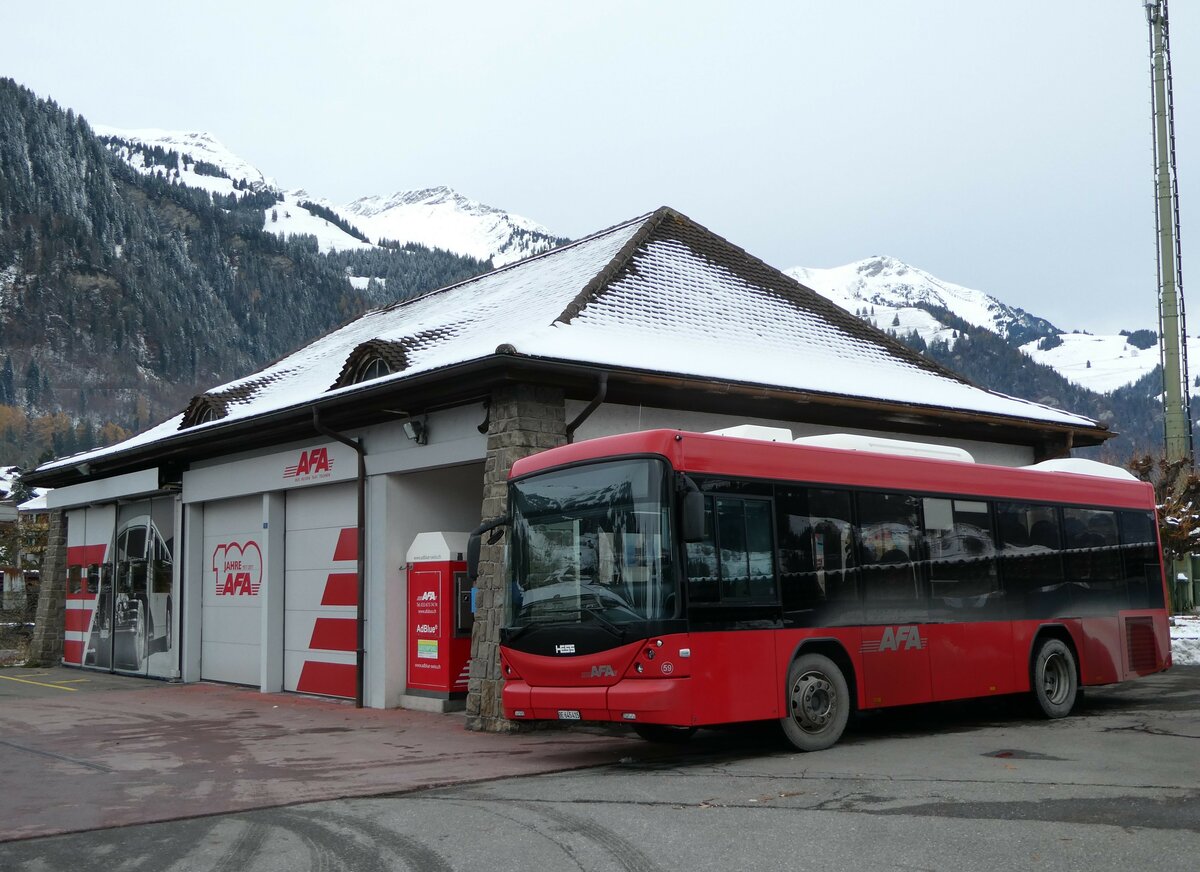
[1146,0,1193,467]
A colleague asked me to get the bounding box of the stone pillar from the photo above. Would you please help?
[466,384,566,731]
[28,510,66,665]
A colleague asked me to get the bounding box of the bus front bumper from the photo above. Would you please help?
[503,677,693,726]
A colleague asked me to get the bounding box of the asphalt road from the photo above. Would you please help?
[3,667,1198,872]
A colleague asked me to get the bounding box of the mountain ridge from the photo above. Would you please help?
[787,255,1171,398]
[97,126,565,266]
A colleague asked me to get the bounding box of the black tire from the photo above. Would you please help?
[633,724,697,744]
[780,652,850,751]
[1032,638,1078,718]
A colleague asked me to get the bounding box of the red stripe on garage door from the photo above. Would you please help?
[64,609,93,632]
[67,544,106,566]
[321,572,358,606]
[296,661,356,698]
[332,528,357,562]
[309,617,357,652]
[62,640,84,664]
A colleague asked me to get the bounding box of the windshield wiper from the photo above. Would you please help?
[579,605,626,639]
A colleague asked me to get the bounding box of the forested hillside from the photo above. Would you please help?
[0,79,491,466]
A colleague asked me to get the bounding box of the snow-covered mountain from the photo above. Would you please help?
[789,256,1061,345]
[95,127,559,265]
[788,256,1176,396]
[342,186,562,267]
[94,126,274,195]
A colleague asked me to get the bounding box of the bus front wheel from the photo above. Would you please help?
[781,653,850,752]
[1032,638,1078,718]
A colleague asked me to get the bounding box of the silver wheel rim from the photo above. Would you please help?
[1042,651,1071,705]
[790,670,836,733]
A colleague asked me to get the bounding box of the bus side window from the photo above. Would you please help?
[996,502,1066,619]
[1062,508,1122,615]
[924,497,1000,618]
[776,487,857,625]
[1119,510,1163,609]
[857,491,925,624]
[715,497,776,603]
[686,495,776,605]
[685,498,719,603]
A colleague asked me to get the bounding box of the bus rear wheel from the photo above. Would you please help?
[633,724,697,744]
[781,653,850,751]
[1032,638,1078,718]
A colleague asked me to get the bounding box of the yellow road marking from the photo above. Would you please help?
[0,674,78,691]
[52,679,91,685]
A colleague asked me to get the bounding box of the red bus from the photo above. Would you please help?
[469,429,1172,750]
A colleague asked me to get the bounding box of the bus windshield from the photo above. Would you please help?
[509,458,676,630]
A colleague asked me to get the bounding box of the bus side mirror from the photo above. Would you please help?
[682,488,705,542]
[467,516,509,581]
[466,533,482,582]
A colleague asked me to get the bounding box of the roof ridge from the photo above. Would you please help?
[647,212,980,389]
[376,209,659,316]
[554,206,678,324]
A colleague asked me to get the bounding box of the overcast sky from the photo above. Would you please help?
[6,1,1196,334]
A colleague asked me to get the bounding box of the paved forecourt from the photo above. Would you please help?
[0,666,658,842]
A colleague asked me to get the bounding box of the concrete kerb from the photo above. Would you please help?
[0,668,663,843]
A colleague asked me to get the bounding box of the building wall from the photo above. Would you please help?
[177,404,489,705]
[366,463,484,709]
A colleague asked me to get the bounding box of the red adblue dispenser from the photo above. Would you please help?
[405,533,473,698]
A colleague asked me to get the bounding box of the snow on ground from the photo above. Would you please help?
[1173,614,1200,665]
[1023,333,1200,395]
[346,275,384,291]
[266,191,375,254]
[1021,333,1160,394]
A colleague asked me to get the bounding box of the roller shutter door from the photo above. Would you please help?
[284,482,357,698]
[200,496,263,686]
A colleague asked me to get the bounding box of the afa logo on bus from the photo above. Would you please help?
[861,625,925,653]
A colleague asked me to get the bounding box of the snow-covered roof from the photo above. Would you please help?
[0,466,48,505]
[39,207,1103,473]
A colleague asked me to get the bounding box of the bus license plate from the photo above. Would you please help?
[557,709,581,720]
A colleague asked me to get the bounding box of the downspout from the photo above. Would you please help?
[312,409,366,709]
[565,373,608,444]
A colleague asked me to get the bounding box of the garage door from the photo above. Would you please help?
[201,496,263,686]
[284,482,357,698]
